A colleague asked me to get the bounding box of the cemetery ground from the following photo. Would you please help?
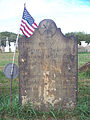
[0,52,90,120]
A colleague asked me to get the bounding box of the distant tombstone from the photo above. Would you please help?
[78,45,86,52]
[81,41,87,47]
[85,45,90,52]
[10,42,15,52]
[18,19,78,110]
[0,39,1,46]
[5,37,9,52]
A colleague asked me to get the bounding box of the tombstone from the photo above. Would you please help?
[5,37,9,52]
[85,45,90,52]
[81,41,87,47]
[78,45,86,52]
[10,42,15,52]
[0,39,1,46]
[18,19,78,110]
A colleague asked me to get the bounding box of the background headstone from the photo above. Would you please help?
[78,45,86,52]
[81,41,87,47]
[85,45,90,52]
[5,37,9,52]
[18,19,78,110]
[10,42,15,52]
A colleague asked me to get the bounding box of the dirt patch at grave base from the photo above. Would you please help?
[78,61,90,72]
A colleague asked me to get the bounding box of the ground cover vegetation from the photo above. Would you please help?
[0,52,90,120]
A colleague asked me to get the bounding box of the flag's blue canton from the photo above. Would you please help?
[22,8,34,26]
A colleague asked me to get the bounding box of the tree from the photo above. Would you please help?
[0,31,22,46]
[85,34,90,44]
[65,32,90,45]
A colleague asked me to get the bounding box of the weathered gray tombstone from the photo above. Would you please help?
[18,19,78,110]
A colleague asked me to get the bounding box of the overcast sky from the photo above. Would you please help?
[0,0,90,34]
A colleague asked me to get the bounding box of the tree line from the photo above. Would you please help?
[0,31,90,46]
[65,32,90,45]
[0,31,22,46]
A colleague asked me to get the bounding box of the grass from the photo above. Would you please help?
[78,52,90,67]
[0,52,18,67]
[0,52,90,120]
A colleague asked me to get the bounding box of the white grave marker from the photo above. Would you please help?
[10,42,15,52]
[5,37,9,52]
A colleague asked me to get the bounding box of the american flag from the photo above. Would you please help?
[20,7,38,37]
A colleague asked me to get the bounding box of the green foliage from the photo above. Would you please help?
[0,84,89,120]
[85,34,90,44]
[0,31,16,46]
[0,95,67,120]
[0,71,5,83]
[65,32,90,44]
[73,87,90,120]
[0,31,22,46]
[78,70,90,80]
[0,31,90,47]
[73,100,90,120]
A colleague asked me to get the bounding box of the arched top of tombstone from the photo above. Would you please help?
[19,19,77,42]
[38,19,57,37]
[19,19,77,47]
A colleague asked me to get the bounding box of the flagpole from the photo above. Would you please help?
[10,2,26,76]
[10,29,20,112]
[10,3,25,112]
[10,30,20,74]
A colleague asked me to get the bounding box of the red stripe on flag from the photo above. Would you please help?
[21,24,32,37]
[20,28,29,38]
[31,22,38,29]
[31,24,35,29]
[33,22,38,27]
[21,20,34,33]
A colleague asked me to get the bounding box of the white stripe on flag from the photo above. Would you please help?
[21,19,35,31]
[21,22,33,35]
[32,23,37,28]
[20,27,31,37]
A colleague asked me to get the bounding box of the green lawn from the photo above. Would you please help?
[78,52,90,67]
[0,52,90,120]
[0,52,18,67]
[0,52,90,68]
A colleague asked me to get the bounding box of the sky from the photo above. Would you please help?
[0,0,90,34]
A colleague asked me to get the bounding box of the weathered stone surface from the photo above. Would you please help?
[18,19,78,110]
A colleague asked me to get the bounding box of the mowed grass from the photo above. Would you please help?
[0,52,90,68]
[0,52,18,67]
[0,52,19,96]
[78,52,90,67]
[0,52,90,120]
